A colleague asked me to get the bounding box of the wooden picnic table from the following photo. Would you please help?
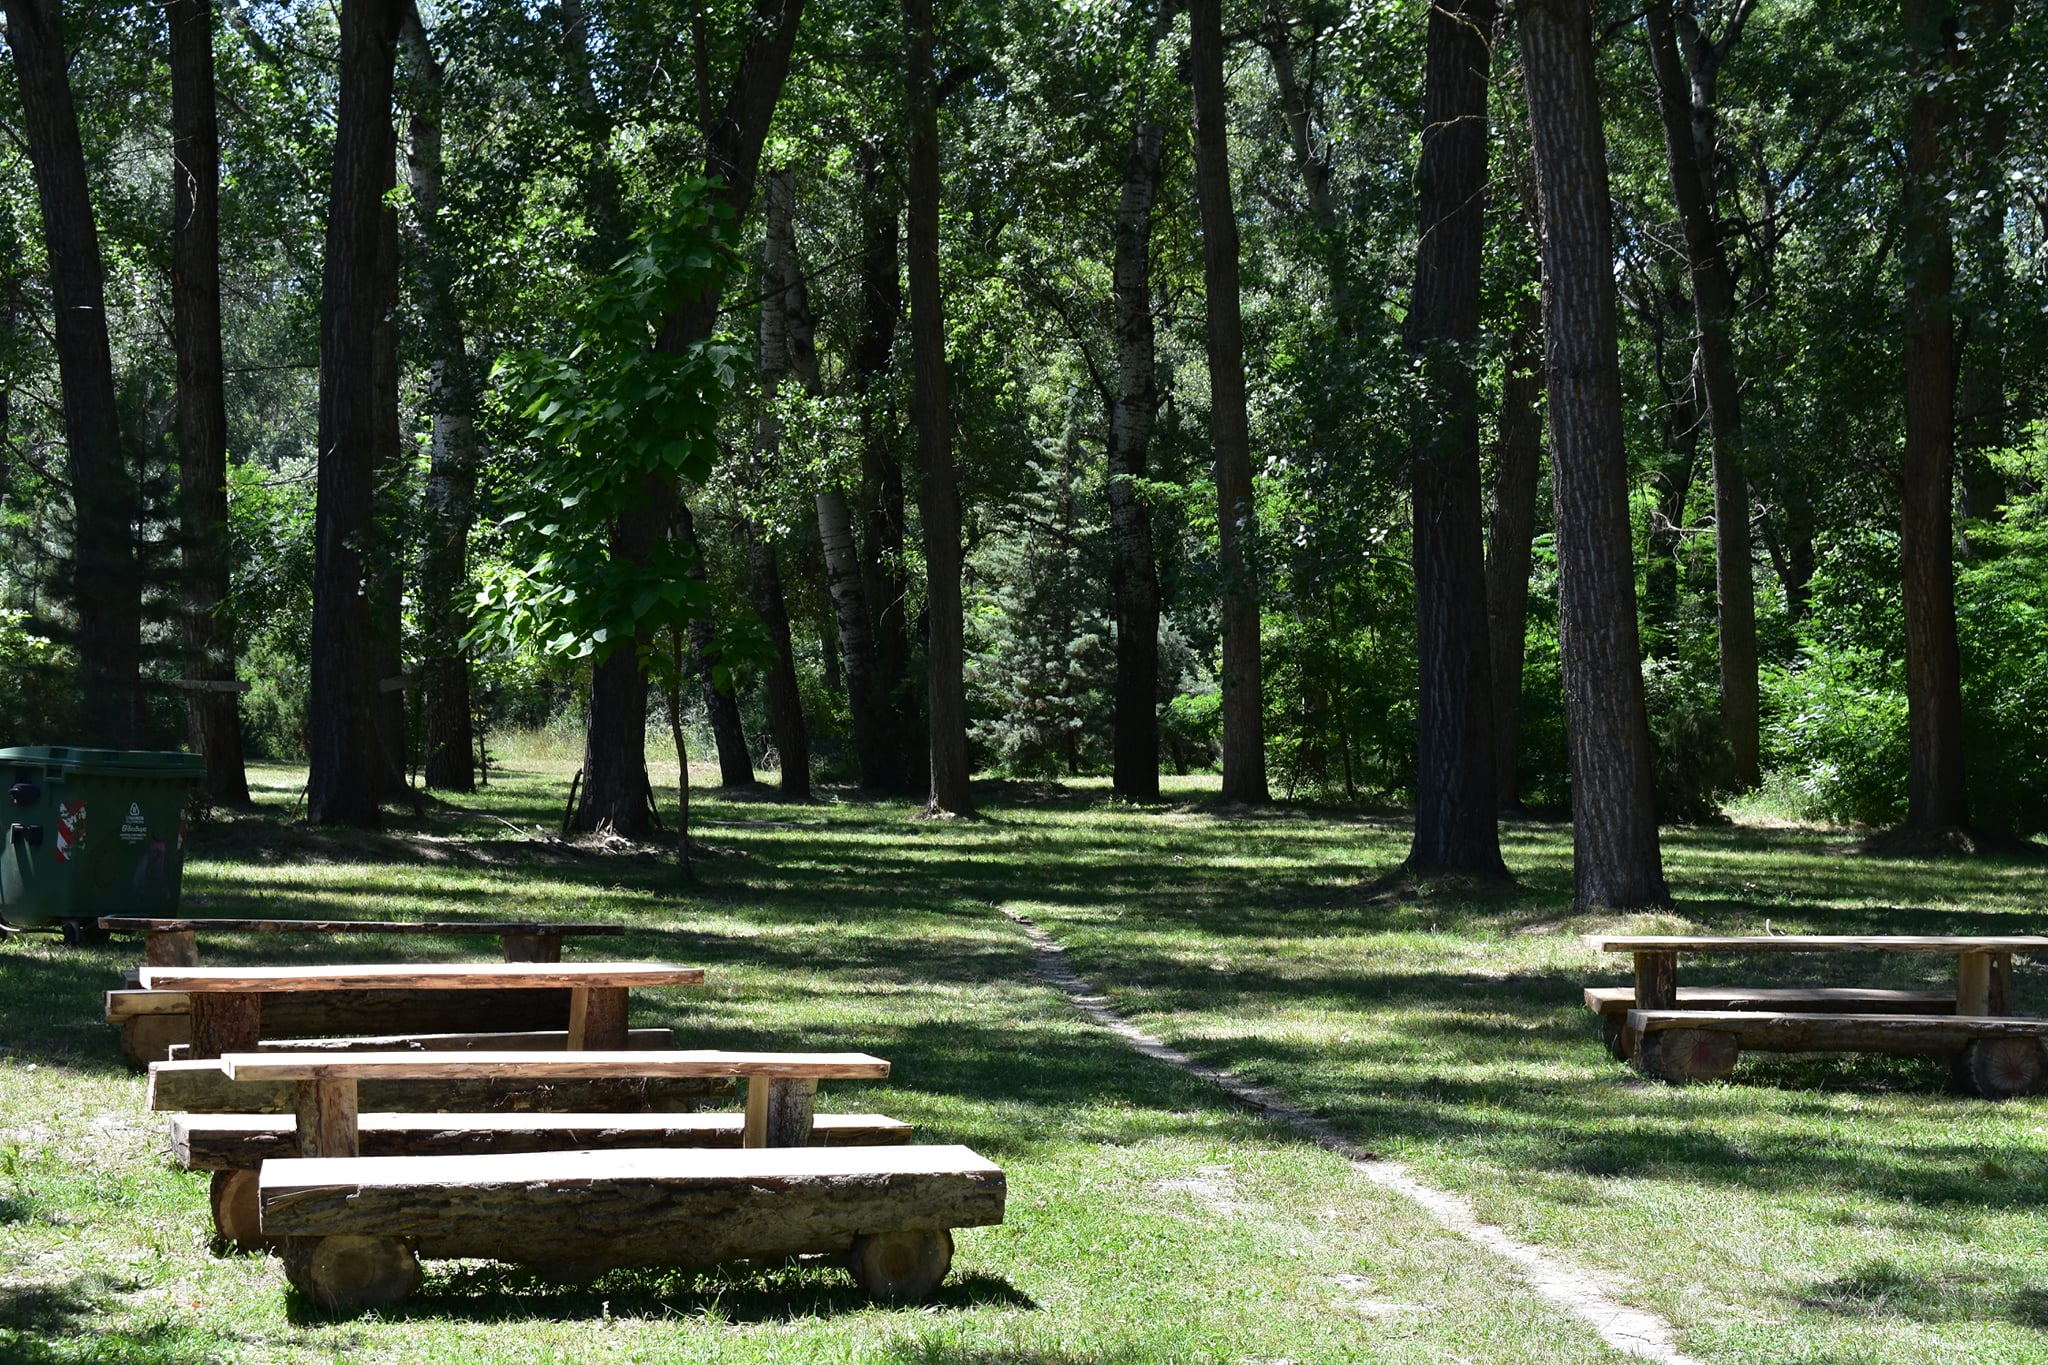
[99,916,627,966]
[1583,934,2048,1017]
[139,962,705,1059]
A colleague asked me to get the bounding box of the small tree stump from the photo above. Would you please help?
[1633,1028,1738,1084]
[210,1169,269,1250]
[566,986,628,1050]
[188,991,261,1060]
[1964,1037,2046,1100]
[499,931,562,963]
[145,929,200,967]
[848,1227,953,1302]
[283,1235,421,1315]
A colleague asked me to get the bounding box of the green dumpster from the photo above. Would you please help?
[0,746,207,935]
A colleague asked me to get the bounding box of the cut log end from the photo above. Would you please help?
[284,1235,421,1315]
[210,1169,270,1251]
[1965,1037,2046,1101]
[1633,1028,1738,1084]
[847,1227,953,1302]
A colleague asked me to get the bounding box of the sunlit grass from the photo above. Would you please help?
[3,759,2044,1362]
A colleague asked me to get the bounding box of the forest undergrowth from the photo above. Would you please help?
[2,758,2044,1364]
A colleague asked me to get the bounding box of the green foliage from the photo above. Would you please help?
[475,184,747,682]
[0,611,75,741]
[1641,656,1737,825]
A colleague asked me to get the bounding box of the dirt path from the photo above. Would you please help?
[1000,906,1706,1365]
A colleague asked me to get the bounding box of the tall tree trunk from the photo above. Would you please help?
[749,168,812,800]
[308,0,401,828]
[1407,0,1503,874]
[1518,0,1667,908]
[368,184,409,799]
[1645,0,1757,789]
[169,0,250,803]
[679,508,757,789]
[1189,0,1268,804]
[817,487,888,784]
[1484,29,1544,817]
[853,141,918,792]
[574,0,805,831]
[903,0,971,816]
[7,0,142,747]
[1109,95,1166,802]
[1486,288,1544,816]
[400,5,476,792]
[1898,0,1967,829]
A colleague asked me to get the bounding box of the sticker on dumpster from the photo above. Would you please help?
[56,801,84,862]
[119,801,148,844]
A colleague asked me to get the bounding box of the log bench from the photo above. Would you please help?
[260,1144,1006,1312]
[127,961,704,1060]
[180,1110,914,1246]
[159,1055,897,1252]
[1584,986,1958,1061]
[1627,1009,2048,1098]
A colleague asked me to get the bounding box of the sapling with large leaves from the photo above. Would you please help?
[475,184,763,878]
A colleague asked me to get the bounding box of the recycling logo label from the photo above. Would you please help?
[119,801,148,844]
[55,801,85,863]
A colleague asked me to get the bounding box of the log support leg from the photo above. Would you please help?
[1989,953,2013,1016]
[294,1079,360,1158]
[500,931,563,963]
[848,1228,954,1302]
[567,986,628,1050]
[1622,951,1678,1060]
[188,992,261,1060]
[144,929,200,967]
[1632,1028,1738,1085]
[210,1169,270,1252]
[283,1235,421,1315]
[745,1077,818,1148]
[1963,1037,2047,1100]
[1957,952,1992,1017]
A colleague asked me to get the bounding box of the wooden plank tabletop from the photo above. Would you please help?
[1582,934,2048,953]
[100,917,627,935]
[137,962,705,992]
[219,1049,891,1081]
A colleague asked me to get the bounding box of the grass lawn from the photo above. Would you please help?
[2,756,2044,1363]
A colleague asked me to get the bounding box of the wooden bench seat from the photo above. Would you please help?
[174,1110,916,1170]
[182,1109,914,1247]
[164,1026,678,1061]
[149,1057,734,1116]
[1626,1009,2048,1098]
[258,1144,1006,1312]
[1584,986,1958,1061]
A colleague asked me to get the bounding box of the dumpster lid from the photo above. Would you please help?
[0,746,208,776]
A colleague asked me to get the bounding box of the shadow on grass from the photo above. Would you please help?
[290,1258,1034,1326]
[1798,1258,2048,1328]
[0,936,134,1072]
[0,1277,221,1364]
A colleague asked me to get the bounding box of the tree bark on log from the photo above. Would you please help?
[1108,70,1167,803]
[1189,0,1268,804]
[6,0,143,748]
[1644,0,1758,788]
[1407,0,1504,875]
[1898,0,1968,829]
[169,0,252,805]
[904,0,972,816]
[400,4,477,793]
[309,0,403,828]
[1518,0,1668,908]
